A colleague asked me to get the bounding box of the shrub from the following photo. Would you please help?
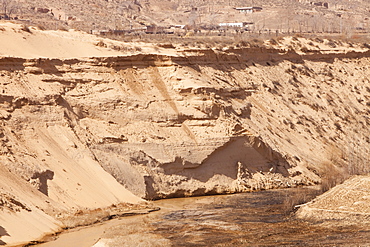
[20,25,31,33]
[319,162,348,193]
[58,27,68,31]
[95,40,107,47]
[327,40,337,48]
[269,38,278,45]
[237,40,250,47]
[361,43,370,49]
[281,189,320,215]
[36,25,46,30]
[158,43,175,49]
[314,37,324,43]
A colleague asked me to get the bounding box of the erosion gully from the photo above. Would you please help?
[34,187,370,247]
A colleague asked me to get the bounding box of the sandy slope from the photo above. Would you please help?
[296,175,370,224]
[0,107,144,245]
[0,22,167,58]
[0,22,147,246]
[0,121,144,247]
[0,22,118,58]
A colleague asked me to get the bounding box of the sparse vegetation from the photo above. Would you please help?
[282,189,320,215]
[20,24,31,33]
[269,38,278,45]
[95,40,107,47]
[58,27,68,32]
[326,40,337,48]
[158,43,175,49]
[319,162,346,193]
[36,24,46,30]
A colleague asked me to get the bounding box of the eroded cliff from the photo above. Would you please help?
[0,28,369,245]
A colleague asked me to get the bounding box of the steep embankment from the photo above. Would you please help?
[0,24,369,245]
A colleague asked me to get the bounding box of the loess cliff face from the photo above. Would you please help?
[1,47,370,198]
[0,37,370,244]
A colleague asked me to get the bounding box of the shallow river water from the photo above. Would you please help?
[36,187,370,247]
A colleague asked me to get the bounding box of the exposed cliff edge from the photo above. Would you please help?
[0,24,369,245]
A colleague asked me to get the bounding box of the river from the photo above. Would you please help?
[35,187,370,247]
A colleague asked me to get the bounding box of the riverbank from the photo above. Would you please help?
[1,22,370,245]
[32,187,370,246]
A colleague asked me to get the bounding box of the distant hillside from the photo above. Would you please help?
[4,0,370,34]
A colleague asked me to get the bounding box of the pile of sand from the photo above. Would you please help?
[296,176,370,224]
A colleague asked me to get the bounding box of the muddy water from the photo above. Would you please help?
[36,188,370,247]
